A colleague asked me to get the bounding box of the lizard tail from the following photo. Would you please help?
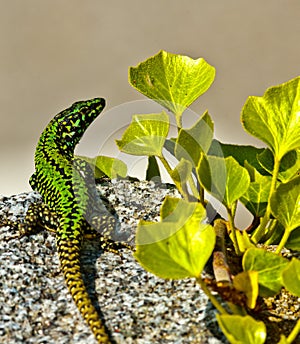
[57,239,111,343]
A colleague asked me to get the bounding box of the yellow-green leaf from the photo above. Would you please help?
[217,314,266,344]
[233,271,259,309]
[175,111,214,166]
[270,176,300,233]
[129,50,215,126]
[241,76,300,160]
[116,112,169,157]
[76,155,127,179]
[281,258,300,297]
[243,248,289,297]
[134,198,215,279]
[197,156,250,207]
[170,158,193,184]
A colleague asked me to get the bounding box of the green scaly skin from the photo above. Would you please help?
[0,98,129,343]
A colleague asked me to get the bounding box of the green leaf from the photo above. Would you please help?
[233,271,259,309]
[240,178,272,217]
[160,196,182,221]
[230,229,255,253]
[134,197,215,279]
[243,248,289,297]
[197,155,226,203]
[241,76,300,160]
[257,148,300,182]
[256,149,277,176]
[281,258,300,297]
[270,176,300,233]
[76,155,127,179]
[208,140,267,175]
[286,227,300,250]
[164,138,176,156]
[116,112,169,157]
[216,314,266,344]
[76,155,104,178]
[146,156,161,182]
[129,50,215,126]
[175,111,214,166]
[94,155,127,179]
[264,221,285,246]
[170,158,193,184]
[197,156,250,207]
[279,149,300,181]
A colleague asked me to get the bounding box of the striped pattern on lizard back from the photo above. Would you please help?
[7,98,128,343]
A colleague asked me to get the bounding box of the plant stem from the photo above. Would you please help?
[275,227,291,254]
[195,169,206,206]
[287,319,300,344]
[175,113,182,129]
[252,155,281,244]
[196,277,228,315]
[159,155,189,200]
[188,174,200,200]
[227,203,241,256]
[199,186,205,206]
[263,219,278,245]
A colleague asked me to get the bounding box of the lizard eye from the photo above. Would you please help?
[79,106,90,116]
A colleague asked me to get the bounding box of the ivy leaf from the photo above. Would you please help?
[270,176,300,233]
[231,230,255,253]
[197,155,226,203]
[197,156,250,207]
[216,314,266,344]
[170,158,193,184]
[233,271,259,309]
[286,227,300,251]
[209,140,267,176]
[134,197,215,279]
[257,148,300,183]
[94,155,127,179]
[281,258,300,297]
[129,50,215,126]
[159,196,184,221]
[243,248,289,297]
[116,112,169,157]
[175,111,214,166]
[240,177,272,217]
[164,137,176,156]
[76,155,127,179]
[146,156,161,182]
[241,76,300,160]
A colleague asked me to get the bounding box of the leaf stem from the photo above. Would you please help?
[188,174,201,200]
[275,227,291,254]
[196,277,228,315]
[227,203,241,256]
[263,219,278,245]
[252,155,281,244]
[176,115,182,130]
[195,168,206,206]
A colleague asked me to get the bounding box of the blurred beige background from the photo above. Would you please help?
[0,0,299,196]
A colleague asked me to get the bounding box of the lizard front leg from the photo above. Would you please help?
[1,202,59,239]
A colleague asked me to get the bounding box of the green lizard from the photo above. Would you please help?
[0,98,130,343]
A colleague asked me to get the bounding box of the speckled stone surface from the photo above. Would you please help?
[0,180,226,344]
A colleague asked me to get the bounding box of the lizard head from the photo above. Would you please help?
[55,97,106,152]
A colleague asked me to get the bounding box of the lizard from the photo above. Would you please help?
[0,98,130,343]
